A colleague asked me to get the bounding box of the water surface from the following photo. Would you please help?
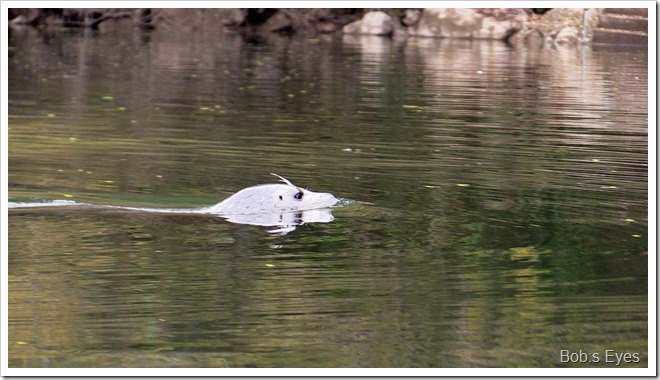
[8,27,648,368]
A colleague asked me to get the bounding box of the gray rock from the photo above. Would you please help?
[554,26,580,45]
[221,8,246,26]
[402,9,422,26]
[408,8,527,40]
[509,8,598,46]
[259,11,292,33]
[343,11,393,36]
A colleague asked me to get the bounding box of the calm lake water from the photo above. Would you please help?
[7,26,648,369]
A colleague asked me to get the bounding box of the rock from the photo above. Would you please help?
[508,8,601,46]
[525,30,545,47]
[554,26,580,45]
[402,9,422,26]
[8,14,27,26]
[343,11,393,36]
[258,11,292,33]
[407,8,528,40]
[221,9,247,26]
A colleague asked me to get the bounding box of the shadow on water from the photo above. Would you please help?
[8,26,647,368]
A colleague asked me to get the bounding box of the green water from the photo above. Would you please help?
[8,27,648,368]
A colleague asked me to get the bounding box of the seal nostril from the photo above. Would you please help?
[279,195,283,200]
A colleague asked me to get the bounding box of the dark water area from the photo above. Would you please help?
[7,26,648,368]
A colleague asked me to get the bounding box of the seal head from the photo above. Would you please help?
[203,173,339,215]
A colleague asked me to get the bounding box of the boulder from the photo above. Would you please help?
[343,11,394,36]
[258,11,292,33]
[401,9,422,26]
[407,8,528,40]
[508,8,599,46]
[554,26,580,45]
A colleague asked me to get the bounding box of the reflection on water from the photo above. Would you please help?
[8,26,648,368]
[220,208,335,235]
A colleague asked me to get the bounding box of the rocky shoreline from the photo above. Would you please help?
[335,8,639,47]
[8,8,648,47]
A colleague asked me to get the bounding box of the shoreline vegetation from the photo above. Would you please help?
[7,8,649,47]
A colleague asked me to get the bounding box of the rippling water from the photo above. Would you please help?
[7,26,648,369]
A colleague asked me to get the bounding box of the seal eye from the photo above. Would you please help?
[294,191,303,200]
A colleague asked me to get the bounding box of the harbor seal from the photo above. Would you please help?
[200,173,339,215]
[9,174,341,234]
